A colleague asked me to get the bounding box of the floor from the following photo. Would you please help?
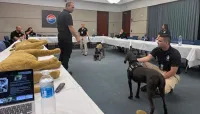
[60,47,200,114]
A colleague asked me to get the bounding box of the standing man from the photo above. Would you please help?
[156,24,171,41]
[78,24,89,56]
[137,34,181,94]
[57,2,80,71]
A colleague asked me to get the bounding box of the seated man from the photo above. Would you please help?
[119,29,127,39]
[117,29,127,52]
[137,34,181,94]
[10,26,24,43]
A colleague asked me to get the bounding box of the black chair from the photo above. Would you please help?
[4,36,9,41]
[0,40,7,52]
[194,40,200,45]
[3,36,11,47]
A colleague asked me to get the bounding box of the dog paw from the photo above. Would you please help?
[128,96,133,99]
[135,95,140,99]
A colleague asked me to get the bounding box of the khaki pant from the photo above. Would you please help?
[143,62,180,94]
[80,36,88,55]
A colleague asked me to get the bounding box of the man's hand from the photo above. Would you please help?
[14,36,20,41]
[88,36,91,42]
[69,25,80,43]
[76,36,80,43]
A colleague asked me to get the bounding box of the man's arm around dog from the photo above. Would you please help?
[137,54,178,79]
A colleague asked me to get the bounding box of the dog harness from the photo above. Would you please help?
[128,63,142,72]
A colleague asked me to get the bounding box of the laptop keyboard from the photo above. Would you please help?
[0,103,32,114]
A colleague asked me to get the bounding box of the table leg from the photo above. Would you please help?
[185,60,189,73]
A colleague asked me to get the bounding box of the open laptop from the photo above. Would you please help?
[0,69,35,114]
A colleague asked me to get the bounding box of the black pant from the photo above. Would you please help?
[58,40,72,70]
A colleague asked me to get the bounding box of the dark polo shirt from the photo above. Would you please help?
[57,9,73,43]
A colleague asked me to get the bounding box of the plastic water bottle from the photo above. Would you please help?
[152,37,155,42]
[39,70,56,114]
[178,35,182,46]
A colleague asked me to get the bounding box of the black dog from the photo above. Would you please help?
[94,48,101,61]
[124,47,168,114]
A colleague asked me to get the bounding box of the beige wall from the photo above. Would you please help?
[0,2,122,40]
[0,3,61,40]
[130,7,147,39]
[72,10,97,36]
[109,12,122,36]
[0,2,146,40]
[0,3,98,40]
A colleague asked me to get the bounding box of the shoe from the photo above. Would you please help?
[141,85,147,92]
[152,94,161,98]
[155,89,160,95]
[146,89,160,98]
[153,89,173,98]
[69,71,72,75]
[169,89,173,94]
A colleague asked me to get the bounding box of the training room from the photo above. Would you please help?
[0,0,200,114]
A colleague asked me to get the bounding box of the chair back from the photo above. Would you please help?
[182,39,194,45]
[194,40,200,45]
[132,36,138,40]
[0,41,6,52]
[4,36,9,41]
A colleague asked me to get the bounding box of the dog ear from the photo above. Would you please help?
[136,54,141,58]
[130,53,138,62]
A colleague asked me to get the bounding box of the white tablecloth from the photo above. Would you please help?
[35,87,103,114]
[29,36,200,68]
[30,36,105,43]
[130,40,200,68]
[130,40,193,58]
[186,46,200,68]
[0,40,104,114]
[104,38,131,48]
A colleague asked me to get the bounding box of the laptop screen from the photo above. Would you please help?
[0,69,34,106]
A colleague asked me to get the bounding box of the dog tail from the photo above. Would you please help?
[159,74,166,89]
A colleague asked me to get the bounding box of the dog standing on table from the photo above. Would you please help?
[124,47,168,114]
[93,43,104,61]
